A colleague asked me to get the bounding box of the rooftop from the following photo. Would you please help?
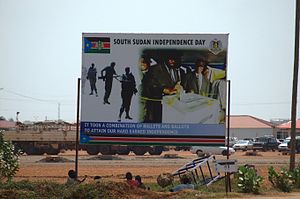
[277,119,300,129]
[227,115,274,129]
[0,120,16,129]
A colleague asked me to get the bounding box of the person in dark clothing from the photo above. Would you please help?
[100,62,117,104]
[66,169,87,185]
[87,63,98,97]
[118,67,137,122]
[93,175,102,183]
[140,51,184,123]
[135,175,147,189]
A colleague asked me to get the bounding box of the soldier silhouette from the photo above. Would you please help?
[118,67,137,121]
[100,62,117,104]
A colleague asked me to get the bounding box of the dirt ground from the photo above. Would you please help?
[15,150,300,186]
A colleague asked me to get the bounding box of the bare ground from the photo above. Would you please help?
[15,150,300,185]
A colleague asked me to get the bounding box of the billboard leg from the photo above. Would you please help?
[226,80,231,192]
[75,78,81,179]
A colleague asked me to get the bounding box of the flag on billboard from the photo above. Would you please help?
[84,37,110,53]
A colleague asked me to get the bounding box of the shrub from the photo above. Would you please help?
[237,165,263,194]
[0,131,21,182]
[291,166,300,188]
[0,180,64,199]
[157,173,174,188]
[0,180,35,191]
[268,166,294,192]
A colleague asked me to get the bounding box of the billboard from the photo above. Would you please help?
[81,33,228,146]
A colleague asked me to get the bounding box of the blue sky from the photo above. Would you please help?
[0,0,297,122]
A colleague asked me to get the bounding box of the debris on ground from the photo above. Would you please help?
[36,155,74,163]
[157,173,174,188]
[87,155,124,160]
[244,151,262,156]
[162,154,183,159]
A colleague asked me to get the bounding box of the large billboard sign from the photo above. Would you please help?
[81,33,228,146]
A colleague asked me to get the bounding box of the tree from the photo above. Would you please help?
[0,131,21,182]
[0,116,6,121]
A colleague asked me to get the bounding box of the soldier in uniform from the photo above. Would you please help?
[118,67,137,121]
[100,62,117,104]
[87,63,98,97]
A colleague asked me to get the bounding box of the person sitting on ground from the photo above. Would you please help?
[125,172,139,187]
[135,175,146,189]
[93,175,102,183]
[66,169,87,185]
[170,174,194,192]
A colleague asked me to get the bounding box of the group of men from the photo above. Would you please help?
[86,62,137,122]
[139,51,226,123]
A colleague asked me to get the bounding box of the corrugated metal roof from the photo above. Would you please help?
[227,115,274,129]
[0,120,16,129]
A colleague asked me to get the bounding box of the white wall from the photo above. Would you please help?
[229,128,274,140]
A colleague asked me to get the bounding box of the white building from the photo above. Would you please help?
[227,115,275,139]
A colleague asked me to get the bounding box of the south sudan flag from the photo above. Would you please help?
[84,37,110,53]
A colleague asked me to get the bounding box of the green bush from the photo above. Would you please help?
[0,180,35,191]
[268,166,294,192]
[291,166,300,188]
[0,181,67,199]
[0,131,21,182]
[237,165,263,194]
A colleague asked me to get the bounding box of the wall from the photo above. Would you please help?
[229,128,275,140]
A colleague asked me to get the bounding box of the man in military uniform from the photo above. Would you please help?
[87,63,98,97]
[100,62,117,104]
[118,67,137,122]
